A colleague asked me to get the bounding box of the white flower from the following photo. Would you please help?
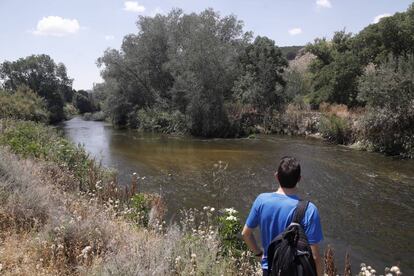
[210,207,215,212]
[224,207,237,214]
[226,215,237,221]
[191,253,197,258]
[203,206,209,211]
[390,266,400,273]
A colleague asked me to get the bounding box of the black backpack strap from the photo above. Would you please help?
[292,200,309,224]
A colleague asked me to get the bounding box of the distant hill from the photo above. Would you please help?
[279,46,304,60]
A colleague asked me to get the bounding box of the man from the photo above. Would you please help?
[242,156,323,276]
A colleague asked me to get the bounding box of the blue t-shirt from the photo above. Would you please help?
[245,192,323,270]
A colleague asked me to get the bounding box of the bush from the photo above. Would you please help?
[83,111,106,121]
[319,114,352,144]
[357,55,414,157]
[135,109,187,134]
[127,193,153,227]
[0,87,49,122]
[63,103,78,119]
[217,208,247,256]
[358,108,414,157]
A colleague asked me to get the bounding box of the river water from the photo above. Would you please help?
[62,117,414,274]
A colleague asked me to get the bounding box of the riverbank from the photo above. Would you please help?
[0,119,406,275]
[0,119,261,275]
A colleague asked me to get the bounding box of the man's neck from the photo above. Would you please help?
[276,186,298,195]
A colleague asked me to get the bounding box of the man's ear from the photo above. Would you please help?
[274,172,279,182]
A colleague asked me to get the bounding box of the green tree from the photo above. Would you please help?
[358,55,414,157]
[73,90,95,114]
[233,36,287,112]
[0,55,73,123]
[306,31,363,107]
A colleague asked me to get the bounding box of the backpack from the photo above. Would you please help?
[267,200,317,276]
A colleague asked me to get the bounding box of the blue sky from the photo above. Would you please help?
[0,0,412,90]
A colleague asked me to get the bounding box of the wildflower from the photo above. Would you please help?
[191,253,197,258]
[226,215,237,221]
[210,207,215,212]
[224,207,237,214]
[390,266,400,273]
[133,172,137,176]
[203,206,209,211]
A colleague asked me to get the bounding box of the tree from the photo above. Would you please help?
[73,90,95,114]
[233,36,287,112]
[306,31,363,107]
[97,8,252,137]
[357,55,414,157]
[0,55,73,123]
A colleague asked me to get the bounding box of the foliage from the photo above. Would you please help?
[0,55,73,123]
[0,86,49,122]
[353,3,414,64]
[63,103,78,119]
[82,111,106,121]
[357,55,414,157]
[279,46,304,60]
[135,109,187,134]
[306,31,363,107]
[96,9,288,137]
[233,36,288,112]
[318,114,352,144]
[217,208,247,256]
[73,90,97,114]
[128,193,153,227]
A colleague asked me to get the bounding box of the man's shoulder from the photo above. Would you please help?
[305,201,321,218]
[307,201,319,211]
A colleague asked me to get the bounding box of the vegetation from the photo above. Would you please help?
[95,9,289,137]
[0,55,74,123]
[0,86,49,123]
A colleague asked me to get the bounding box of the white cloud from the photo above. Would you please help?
[104,35,115,41]
[373,13,391,23]
[124,1,145,13]
[288,28,303,36]
[33,16,80,37]
[316,0,332,8]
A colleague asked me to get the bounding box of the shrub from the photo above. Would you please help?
[358,108,414,157]
[127,193,153,227]
[357,55,414,157]
[0,87,49,122]
[318,114,352,144]
[217,208,247,256]
[83,111,106,121]
[63,103,78,119]
[135,109,187,134]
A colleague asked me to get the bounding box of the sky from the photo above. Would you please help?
[0,0,412,90]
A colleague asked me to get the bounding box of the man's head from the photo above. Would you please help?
[276,156,301,188]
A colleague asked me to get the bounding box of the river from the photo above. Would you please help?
[62,117,414,274]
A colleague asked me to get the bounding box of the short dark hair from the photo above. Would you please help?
[277,156,301,188]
